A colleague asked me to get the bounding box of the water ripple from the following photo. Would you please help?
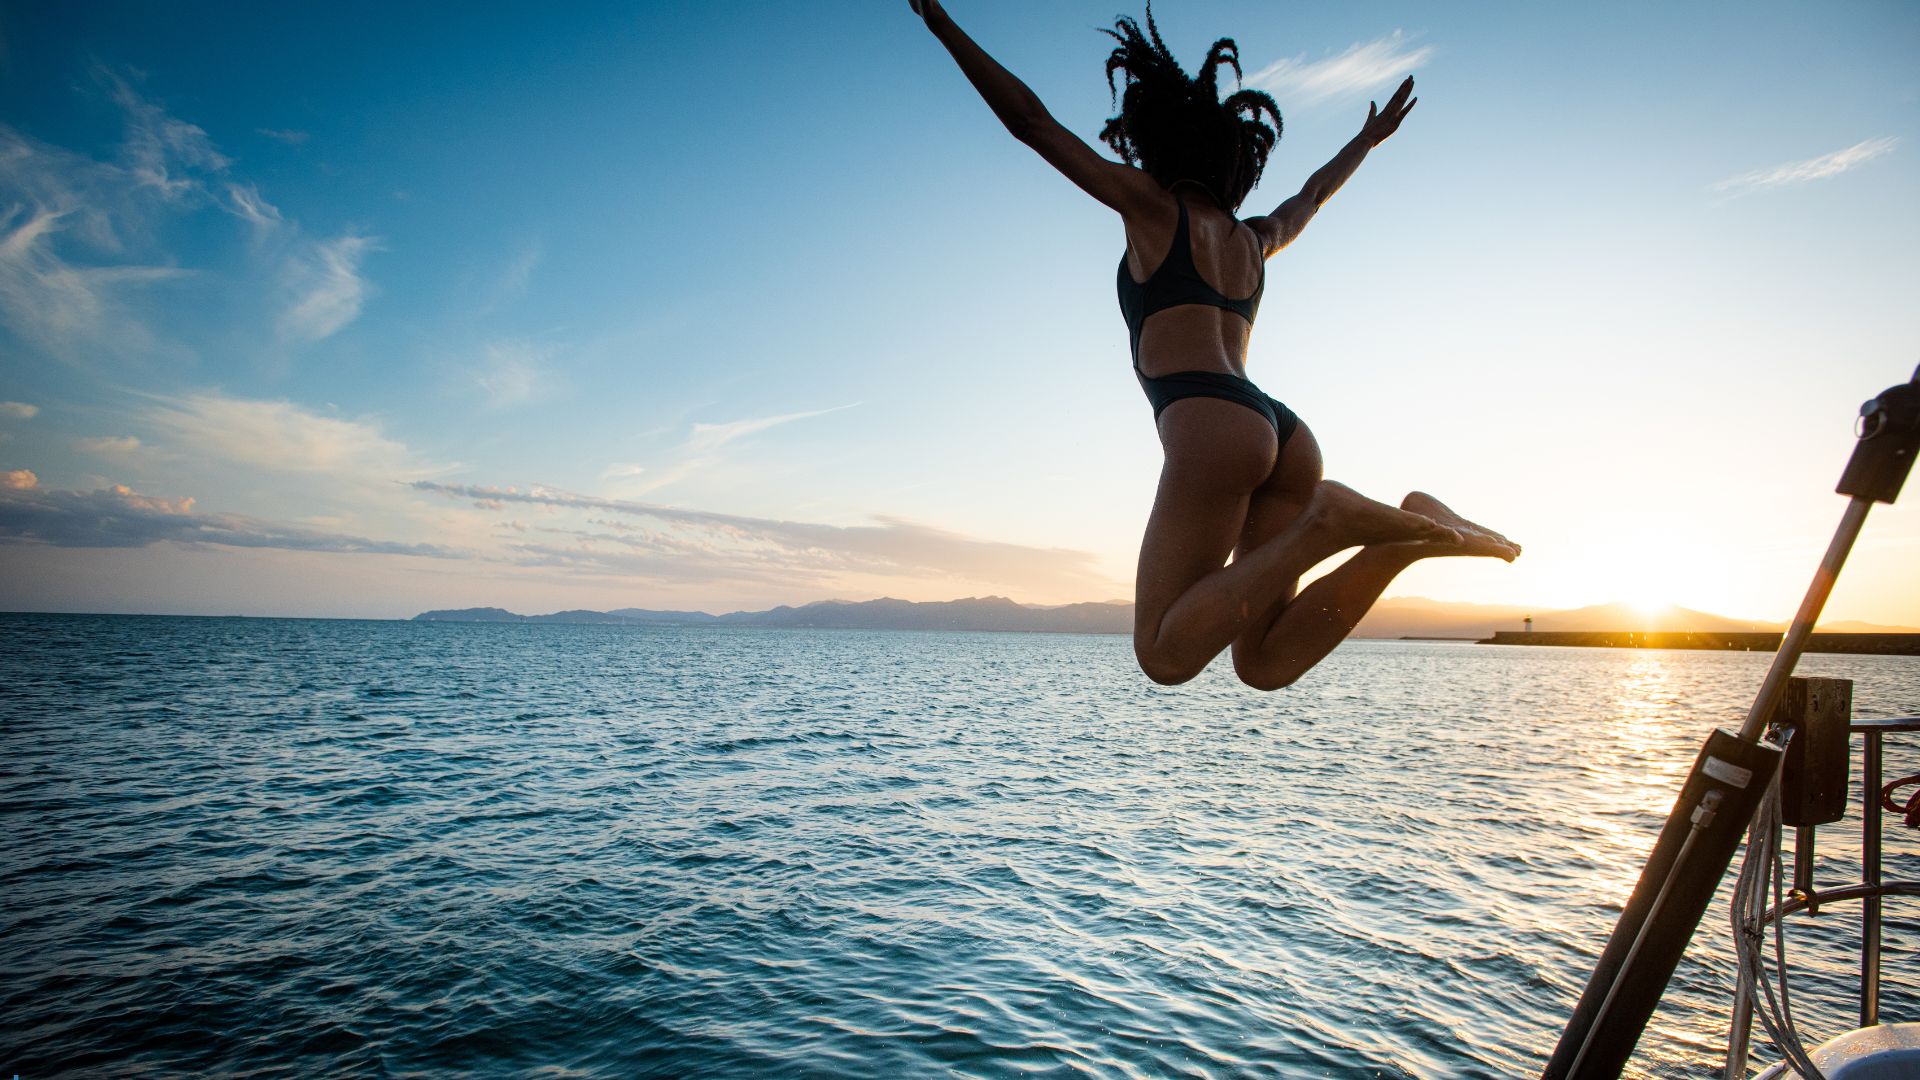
[1,614,1914,1078]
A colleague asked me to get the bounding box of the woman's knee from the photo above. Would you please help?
[1137,643,1300,689]
[1231,650,1301,692]
[1134,640,1202,686]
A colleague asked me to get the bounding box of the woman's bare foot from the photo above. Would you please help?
[1399,491,1521,561]
[1307,481,1461,550]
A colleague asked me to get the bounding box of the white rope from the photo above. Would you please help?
[1729,762,1826,1078]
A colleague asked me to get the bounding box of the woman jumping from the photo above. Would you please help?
[912,2,1519,689]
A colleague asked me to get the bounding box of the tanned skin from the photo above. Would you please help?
[913,0,1518,688]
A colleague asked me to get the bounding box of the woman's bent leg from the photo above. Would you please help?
[1132,404,1455,685]
[1230,544,1426,689]
[1230,491,1522,690]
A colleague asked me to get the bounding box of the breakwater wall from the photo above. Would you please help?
[1480,631,1920,656]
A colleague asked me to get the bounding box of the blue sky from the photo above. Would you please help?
[1,1,1916,621]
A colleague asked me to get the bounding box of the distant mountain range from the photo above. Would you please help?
[414,596,1135,633]
[413,596,1919,636]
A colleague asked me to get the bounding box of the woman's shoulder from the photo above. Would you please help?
[1119,187,1184,266]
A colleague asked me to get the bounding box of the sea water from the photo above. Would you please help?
[2,613,1916,1078]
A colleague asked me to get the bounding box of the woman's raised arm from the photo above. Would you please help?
[913,0,1159,216]
[1249,76,1417,255]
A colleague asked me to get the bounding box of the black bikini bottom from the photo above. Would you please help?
[1136,368,1300,445]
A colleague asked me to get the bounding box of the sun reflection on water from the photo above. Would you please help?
[1611,657,1687,757]
[1575,657,1706,887]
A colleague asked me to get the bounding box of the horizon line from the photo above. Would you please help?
[1,594,1910,631]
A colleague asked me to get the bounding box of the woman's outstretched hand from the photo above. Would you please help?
[909,0,937,20]
[1361,76,1417,145]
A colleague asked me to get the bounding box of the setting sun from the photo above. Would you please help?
[1625,595,1673,620]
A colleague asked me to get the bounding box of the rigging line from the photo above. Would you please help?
[1730,765,1826,1079]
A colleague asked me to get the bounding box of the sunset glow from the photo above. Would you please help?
[0,3,1915,625]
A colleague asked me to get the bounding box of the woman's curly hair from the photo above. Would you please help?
[1098,4,1282,212]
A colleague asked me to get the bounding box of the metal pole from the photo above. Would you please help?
[1569,791,1721,1075]
[1737,497,1875,743]
[1726,981,1755,1078]
[1726,827,1761,1080]
[1543,731,1779,1079]
[1793,825,1816,899]
[1860,730,1883,1027]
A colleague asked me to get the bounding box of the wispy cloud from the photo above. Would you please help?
[3,72,381,362]
[0,200,188,359]
[487,241,540,308]
[256,128,310,146]
[140,392,443,480]
[409,480,1119,597]
[687,404,857,454]
[77,434,142,457]
[226,182,283,233]
[3,469,35,490]
[1710,137,1898,196]
[0,126,121,250]
[0,480,458,556]
[606,403,861,496]
[1248,30,1432,106]
[471,340,555,409]
[1,87,209,350]
[100,68,231,201]
[601,463,648,480]
[278,232,377,343]
[0,401,37,419]
[112,390,461,572]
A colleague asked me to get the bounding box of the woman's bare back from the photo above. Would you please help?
[1121,189,1264,378]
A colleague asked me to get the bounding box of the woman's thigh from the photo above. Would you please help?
[1133,398,1280,636]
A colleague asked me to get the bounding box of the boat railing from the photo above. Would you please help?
[1725,715,1920,1075]
[1544,369,1920,1078]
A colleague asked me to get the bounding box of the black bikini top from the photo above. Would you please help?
[1117,197,1265,362]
